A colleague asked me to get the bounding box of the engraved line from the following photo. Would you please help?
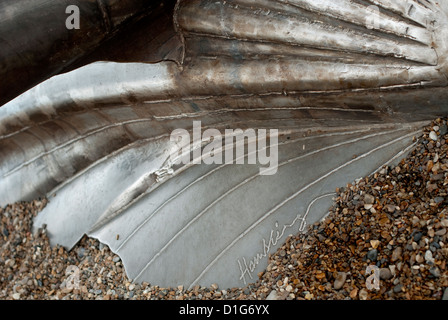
[369,140,419,176]
[151,106,380,120]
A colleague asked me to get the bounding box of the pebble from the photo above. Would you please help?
[429,131,438,141]
[366,249,378,261]
[379,268,393,280]
[425,250,435,264]
[266,290,279,300]
[391,247,402,262]
[416,254,424,264]
[304,293,314,300]
[359,289,368,300]
[429,267,441,278]
[384,205,396,213]
[333,272,347,290]
[393,284,403,293]
[443,288,448,301]
[413,232,423,242]
[364,194,375,204]
[349,288,358,299]
[370,240,380,249]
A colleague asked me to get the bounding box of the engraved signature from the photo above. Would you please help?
[237,193,335,285]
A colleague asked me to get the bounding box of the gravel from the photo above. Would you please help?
[1,118,448,300]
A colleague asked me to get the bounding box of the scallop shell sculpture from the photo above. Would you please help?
[1,0,448,288]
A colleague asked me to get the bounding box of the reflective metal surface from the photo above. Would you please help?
[1,0,448,288]
[0,0,174,107]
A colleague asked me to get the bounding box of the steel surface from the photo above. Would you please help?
[1,0,448,288]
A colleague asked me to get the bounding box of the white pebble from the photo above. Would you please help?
[429,131,438,141]
[425,250,435,264]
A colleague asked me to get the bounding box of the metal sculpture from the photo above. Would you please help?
[1,0,448,288]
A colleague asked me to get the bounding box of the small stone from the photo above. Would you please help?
[12,293,20,300]
[364,194,375,205]
[429,131,438,141]
[427,183,438,192]
[379,268,393,280]
[443,288,448,300]
[367,249,378,261]
[266,290,279,300]
[76,247,85,259]
[392,247,402,262]
[350,288,358,299]
[359,289,368,300]
[429,266,441,278]
[6,259,15,267]
[393,284,403,293]
[434,197,444,204]
[370,240,380,249]
[305,293,314,300]
[413,232,423,242]
[435,228,447,236]
[416,254,424,264]
[425,250,435,264]
[384,205,396,213]
[430,242,441,251]
[389,265,396,276]
[333,272,347,290]
[315,271,326,280]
